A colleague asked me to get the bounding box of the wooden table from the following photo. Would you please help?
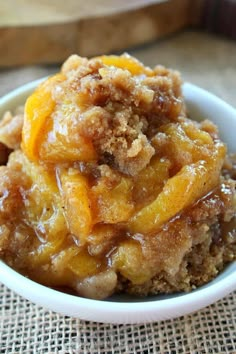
[1,30,235,107]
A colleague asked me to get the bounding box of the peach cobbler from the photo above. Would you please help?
[0,54,235,299]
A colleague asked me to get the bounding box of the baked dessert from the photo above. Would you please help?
[0,54,235,299]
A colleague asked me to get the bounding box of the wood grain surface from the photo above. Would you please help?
[0,0,195,66]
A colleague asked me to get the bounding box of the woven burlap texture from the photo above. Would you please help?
[0,284,235,353]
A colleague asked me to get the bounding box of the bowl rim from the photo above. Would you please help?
[0,79,236,323]
[0,259,235,307]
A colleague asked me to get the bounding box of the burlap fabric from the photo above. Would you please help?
[0,31,236,353]
[0,283,235,353]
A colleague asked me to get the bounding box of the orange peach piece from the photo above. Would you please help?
[67,249,101,279]
[97,54,154,76]
[29,237,65,266]
[39,129,97,164]
[9,152,67,265]
[91,176,134,224]
[133,157,170,208]
[60,169,92,244]
[22,74,64,162]
[129,143,226,234]
[112,240,152,284]
[160,122,214,167]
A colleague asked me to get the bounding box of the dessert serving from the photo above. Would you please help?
[0,54,235,300]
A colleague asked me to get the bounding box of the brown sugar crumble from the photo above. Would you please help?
[0,54,235,299]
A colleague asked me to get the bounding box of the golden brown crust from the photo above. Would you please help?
[57,55,184,175]
[0,110,23,150]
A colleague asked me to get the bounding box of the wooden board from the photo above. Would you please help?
[0,0,196,67]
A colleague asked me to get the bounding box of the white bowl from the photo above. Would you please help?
[0,80,235,324]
